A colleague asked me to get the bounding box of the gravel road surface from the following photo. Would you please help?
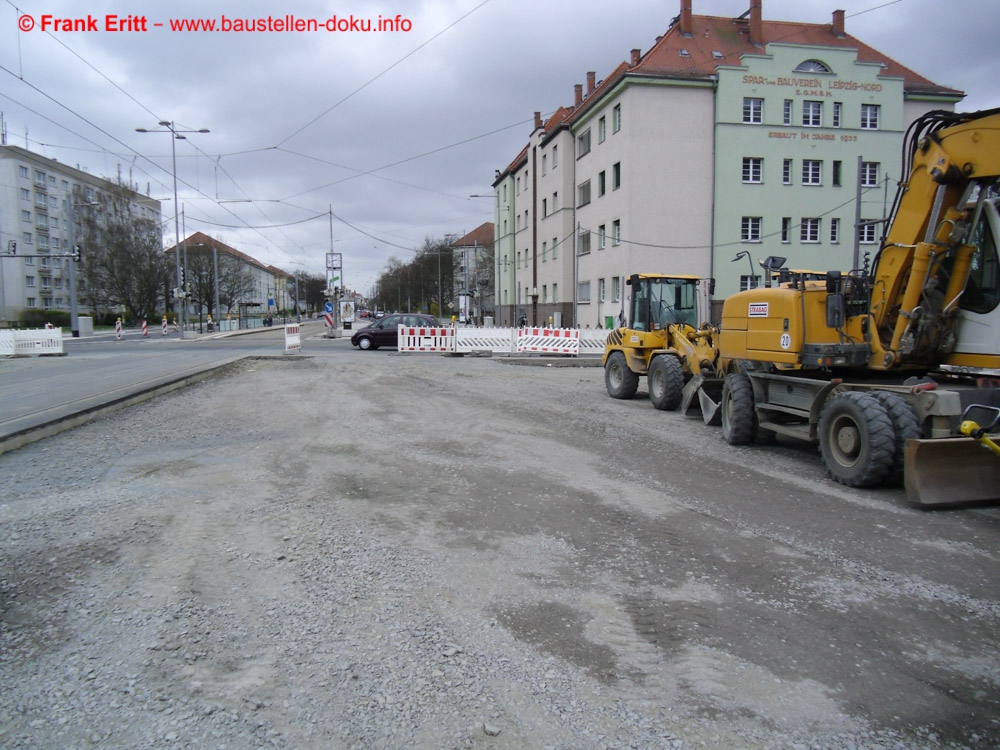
[1,352,998,749]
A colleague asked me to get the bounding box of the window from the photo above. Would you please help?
[598,116,606,143]
[860,221,878,244]
[803,100,823,127]
[612,219,621,245]
[542,286,547,304]
[598,278,606,302]
[833,102,842,128]
[830,218,841,244]
[19,188,30,200]
[516,251,521,269]
[612,162,621,190]
[578,129,591,157]
[742,157,763,184]
[740,275,761,291]
[552,237,558,259]
[781,217,791,244]
[802,160,822,185]
[577,180,591,207]
[25,275,36,287]
[26,297,36,308]
[21,210,31,222]
[741,216,762,243]
[542,198,548,218]
[578,228,591,255]
[34,170,45,185]
[861,161,879,187]
[578,281,591,303]
[19,165,29,178]
[743,97,763,124]
[598,224,607,250]
[598,171,606,197]
[612,276,621,302]
[552,145,558,167]
[861,104,880,130]
[801,218,821,243]
[795,59,831,73]
[553,192,558,210]
[612,104,621,132]
[783,100,792,126]
[542,241,547,261]
[542,154,547,176]
[783,159,793,185]
[23,232,32,244]
[833,160,842,187]
[553,283,558,304]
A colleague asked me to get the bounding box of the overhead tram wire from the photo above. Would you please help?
[274,0,492,148]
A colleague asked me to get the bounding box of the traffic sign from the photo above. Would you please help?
[324,301,333,314]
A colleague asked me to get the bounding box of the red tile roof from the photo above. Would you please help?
[165,231,290,277]
[572,9,961,120]
[451,222,494,248]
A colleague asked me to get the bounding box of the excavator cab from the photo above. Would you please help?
[628,274,701,331]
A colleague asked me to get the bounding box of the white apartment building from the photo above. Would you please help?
[494,0,962,327]
[0,144,161,325]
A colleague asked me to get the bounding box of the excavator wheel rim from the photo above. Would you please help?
[605,351,639,400]
[818,392,895,488]
[648,356,684,411]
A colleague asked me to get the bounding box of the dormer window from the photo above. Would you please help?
[794,59,831,73]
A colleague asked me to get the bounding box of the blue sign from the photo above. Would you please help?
[324,301,334,314]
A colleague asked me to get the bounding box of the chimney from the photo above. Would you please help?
[630,48,641,67]
[750,0,763,46]
[832,9,845,37]
[680,0,692,36]
[587,71,596,96]
[574,84,583,107]
[534,111,542,130]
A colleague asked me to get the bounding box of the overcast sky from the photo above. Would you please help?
[1,0,997,294]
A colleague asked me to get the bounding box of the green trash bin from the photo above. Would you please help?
[605,315,615,330]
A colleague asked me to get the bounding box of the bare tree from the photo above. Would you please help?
[81,180,167,321]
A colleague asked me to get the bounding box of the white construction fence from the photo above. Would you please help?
[398,325,609,357]
[0,328,65,357]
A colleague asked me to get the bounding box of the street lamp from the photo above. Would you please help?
[135,121,209,340]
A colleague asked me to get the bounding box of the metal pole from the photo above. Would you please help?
[212,244,220,322]
[853,155,863,272]
[169,124,185,340]
[68,256,79,336]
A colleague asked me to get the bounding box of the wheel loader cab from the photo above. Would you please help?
[627,274,699,331]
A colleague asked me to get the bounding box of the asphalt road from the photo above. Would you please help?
[0,320,330,451]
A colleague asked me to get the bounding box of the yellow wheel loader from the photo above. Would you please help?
[602,274,719,413]
[697,108,1000,507]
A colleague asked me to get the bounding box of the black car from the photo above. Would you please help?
[350,313,438,350]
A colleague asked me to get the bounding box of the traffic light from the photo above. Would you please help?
[72,245,82,263]
[180,267,186,289]
[8,240,15,255]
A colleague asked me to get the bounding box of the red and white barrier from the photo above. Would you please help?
[284,323,301,353]
[116,319,123,341]
[142,319,148,337]
[162,317,168,335]
[397,326,455,352]
[324,312,334,328]
[516,327,580,355]
[0,328,65,357]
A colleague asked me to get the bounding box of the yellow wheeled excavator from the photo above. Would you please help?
[701,108,1000,507]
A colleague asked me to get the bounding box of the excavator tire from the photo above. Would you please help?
[605,351,639,400]
[869,391,921,486]
[648,355,684,411]
[721,373,756,445]
[818,392,895,488]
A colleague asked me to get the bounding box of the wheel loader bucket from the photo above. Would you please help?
[682,375,723,425]
[904,437,1000,508]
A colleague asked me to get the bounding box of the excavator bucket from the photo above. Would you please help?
[682,375,724,425]
[903,437,1000,507]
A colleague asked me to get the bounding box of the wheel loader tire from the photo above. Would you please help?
[648,356,684,411]
[818,392,895,488]
[721,372,756,445]
[605,351,639,399]
[870,391,921,486]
